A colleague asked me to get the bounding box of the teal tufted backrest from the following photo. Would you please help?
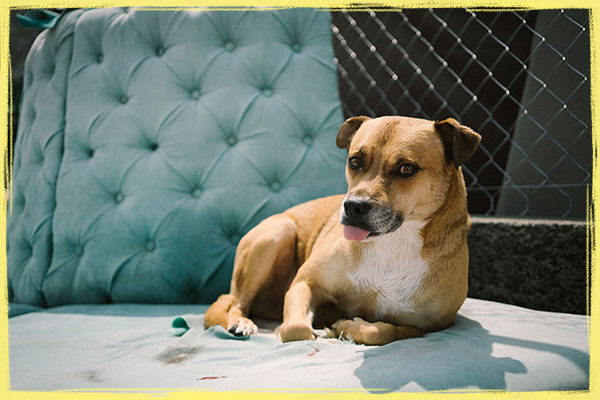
[7,9,86,307]
[8,8,347,307]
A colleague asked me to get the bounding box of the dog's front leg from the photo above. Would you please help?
[278,281,323,342]
[331,318,427,345]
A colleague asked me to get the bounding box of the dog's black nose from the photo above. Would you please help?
[343,199,372,218]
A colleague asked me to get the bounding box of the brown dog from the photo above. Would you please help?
[204,116,481,345]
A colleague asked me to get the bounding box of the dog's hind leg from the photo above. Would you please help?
[203,292,258,336]
[204,214,298,337]
[203,294,239,332]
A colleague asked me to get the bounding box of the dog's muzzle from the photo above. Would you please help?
[340,198,403,241]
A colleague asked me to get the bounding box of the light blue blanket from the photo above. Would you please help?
[9,298,589,392]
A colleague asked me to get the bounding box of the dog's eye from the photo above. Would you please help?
[348,156,364,171]
[398,163,418,177]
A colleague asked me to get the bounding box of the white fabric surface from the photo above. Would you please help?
[9,298,589,392]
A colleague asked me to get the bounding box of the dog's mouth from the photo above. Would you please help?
[343,225,371,241]
[340,200,403,242]
[342,225,381,242]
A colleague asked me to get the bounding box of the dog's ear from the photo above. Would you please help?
[336,116,370,149]
[435,118,481,168]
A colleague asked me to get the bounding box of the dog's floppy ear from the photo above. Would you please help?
[435,118,481,168]
[336,116,370,149]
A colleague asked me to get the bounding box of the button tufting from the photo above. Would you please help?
[15,196,25,207]
[145,240,156,251]
[270,181,282,192]
[15,9,350,308]
[190,89,201,99]
[22,242,32,257]
[227,136,237,146]
[188,289,200,303]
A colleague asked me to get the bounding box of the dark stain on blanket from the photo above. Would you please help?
[154,344,202,364]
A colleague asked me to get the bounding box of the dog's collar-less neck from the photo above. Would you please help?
[350,219,429,317]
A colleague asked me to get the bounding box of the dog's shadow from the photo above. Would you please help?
[351,315,588,393]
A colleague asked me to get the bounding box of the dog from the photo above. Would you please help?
[204,115,481,345]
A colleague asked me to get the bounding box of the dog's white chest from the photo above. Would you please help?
[350,221,428,318]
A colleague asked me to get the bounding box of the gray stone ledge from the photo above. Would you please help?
[466,215,589,315]
[471,216,588,226]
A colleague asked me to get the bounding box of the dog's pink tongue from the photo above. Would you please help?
[343,225,371,241]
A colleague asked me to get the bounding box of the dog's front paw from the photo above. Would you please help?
[228,317,258,337]
[278,322,315,342]
[331,317,371,343]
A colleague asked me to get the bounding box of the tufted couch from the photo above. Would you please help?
[8,7,348,307]
[7,8,589,392]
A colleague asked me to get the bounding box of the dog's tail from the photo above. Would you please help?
[204,294,238,330]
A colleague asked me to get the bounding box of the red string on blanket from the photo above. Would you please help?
[198,376,227,380]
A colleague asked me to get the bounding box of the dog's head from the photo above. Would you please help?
[336,116,481,242]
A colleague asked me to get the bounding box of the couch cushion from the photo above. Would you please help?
[10,8,347,306]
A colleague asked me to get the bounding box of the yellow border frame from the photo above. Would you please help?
[0,1,596,399]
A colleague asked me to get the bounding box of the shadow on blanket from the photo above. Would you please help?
[354,315,588,393]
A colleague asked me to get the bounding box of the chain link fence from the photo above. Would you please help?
[331,8,591,219]
[8,8,592,219]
